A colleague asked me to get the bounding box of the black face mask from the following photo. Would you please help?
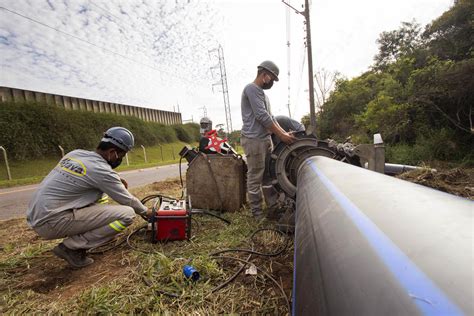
[108,157,122,169]
[262,80,274,90]
[107,151,122,169]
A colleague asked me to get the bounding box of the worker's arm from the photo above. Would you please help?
[268,121,296,145]
[95,171,148,217]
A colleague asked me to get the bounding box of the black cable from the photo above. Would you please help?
[191,209,231,225]
[140,194,177,205]
[210,228,288,257]
[87,236,128,254]
[209,253,252,293]
[208,228,289,294]
[179,156,184,194]
[212,255,291,314]
[150,197,160,244]
[125,224,160,254]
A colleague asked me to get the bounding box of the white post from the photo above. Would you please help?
[125,153,129,166]
[0,146,12,180]
[58,145,65,157]
[141,145,148,164]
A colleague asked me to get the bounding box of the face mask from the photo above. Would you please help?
[262,74,274,90]
[262,80,274,90]
[107,151,122,169]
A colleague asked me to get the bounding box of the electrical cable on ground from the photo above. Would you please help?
[88,193,290,312]
[211,255,291,314]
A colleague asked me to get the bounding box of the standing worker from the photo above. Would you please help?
[26,127,151,268]
[240,60,296,219]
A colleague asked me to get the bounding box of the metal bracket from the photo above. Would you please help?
[354,133,385,173]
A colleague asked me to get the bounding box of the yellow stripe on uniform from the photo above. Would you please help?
[114,220,126,230]
[97,194,109,204]
[109,220,126,232]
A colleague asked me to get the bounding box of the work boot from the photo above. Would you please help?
[52,243,94,268]
[276,209,295,234]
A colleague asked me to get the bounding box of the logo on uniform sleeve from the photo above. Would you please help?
[58,157,87,176]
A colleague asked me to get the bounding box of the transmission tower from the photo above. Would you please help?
[209,44,233,134]
[199,106,208,118]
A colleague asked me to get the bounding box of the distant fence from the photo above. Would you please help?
[0,86,182,125]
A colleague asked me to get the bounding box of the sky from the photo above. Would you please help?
[0,0,453,131]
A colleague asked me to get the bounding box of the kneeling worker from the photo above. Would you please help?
[26,127,151,268]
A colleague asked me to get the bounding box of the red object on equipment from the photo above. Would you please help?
[152,199,190,242]
[204,130,228,153]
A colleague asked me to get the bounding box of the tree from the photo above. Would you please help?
[314,68,341,110]
[409,58,474,135]
[355,95,413,143]
[423,0,473,61]
[374,21,423,69]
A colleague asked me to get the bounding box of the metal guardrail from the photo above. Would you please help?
[293,156,473,315]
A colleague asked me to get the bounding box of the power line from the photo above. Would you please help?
[0,5,193,84]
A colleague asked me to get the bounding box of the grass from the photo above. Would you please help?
[0,142,195,188]
[0,178,293,314]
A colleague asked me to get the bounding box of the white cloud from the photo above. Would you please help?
[0,0,453,131]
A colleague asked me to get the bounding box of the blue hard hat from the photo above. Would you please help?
[101,127,134,152]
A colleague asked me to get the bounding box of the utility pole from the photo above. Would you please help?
[282,0,316,131]
[286,4,292,118]
[209,44,233,134]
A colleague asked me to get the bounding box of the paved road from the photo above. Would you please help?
[0,163,186,221]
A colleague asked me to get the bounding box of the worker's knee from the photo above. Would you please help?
[115,206,135,226]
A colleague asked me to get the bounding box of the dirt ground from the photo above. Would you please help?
[0,178,293,314]
[1,166,471,313]
[396,166,474,200]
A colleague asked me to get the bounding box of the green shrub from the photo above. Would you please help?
[172,123,200,143]
[0,101,193,160]
[386,128,472,165]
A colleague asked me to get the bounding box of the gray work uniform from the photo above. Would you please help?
[27,149,147,250]
[241,83,278,216]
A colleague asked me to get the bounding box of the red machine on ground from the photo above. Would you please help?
[150,198,191,242]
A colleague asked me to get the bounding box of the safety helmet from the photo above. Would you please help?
[200,117,213,135]
[101,127,134,152]
[258,60,279,81]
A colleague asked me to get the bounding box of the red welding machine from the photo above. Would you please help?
[150,199,191,242]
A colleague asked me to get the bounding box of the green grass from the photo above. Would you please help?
[0,142,195,188]
[0,179,293,314]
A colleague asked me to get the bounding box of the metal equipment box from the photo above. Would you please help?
[152,200,190,241]
[186,154,246,212]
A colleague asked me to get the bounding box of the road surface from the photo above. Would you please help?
[0,163,186,221]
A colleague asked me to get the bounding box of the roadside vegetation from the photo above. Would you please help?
[0,142,192,188]
[303,0,473,166]
[0,101,201,187]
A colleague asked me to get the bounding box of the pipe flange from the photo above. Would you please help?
[268,134,338,198]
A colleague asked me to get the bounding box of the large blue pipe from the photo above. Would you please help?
[293,156,473,315]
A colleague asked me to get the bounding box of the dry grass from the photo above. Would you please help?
[0,178,293,314]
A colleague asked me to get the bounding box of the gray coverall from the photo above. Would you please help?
[27,149,147,250]
[240,83,279,216]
